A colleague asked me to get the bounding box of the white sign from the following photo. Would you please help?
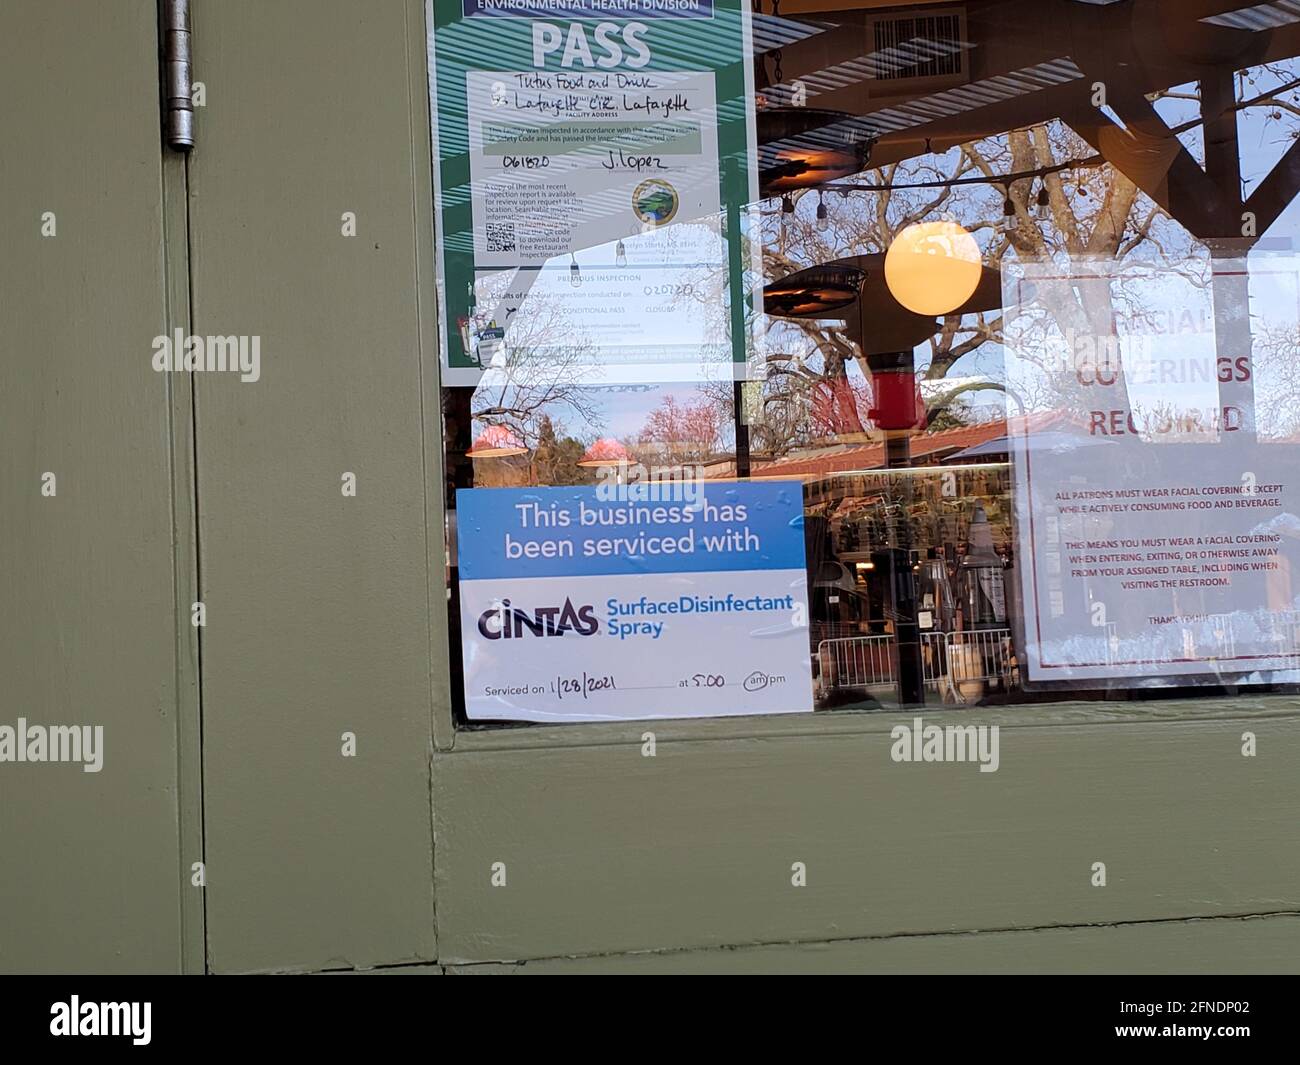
[1003,256,1300,683]
[468,69,722,269]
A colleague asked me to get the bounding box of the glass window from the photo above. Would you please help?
[428,0,1300,725]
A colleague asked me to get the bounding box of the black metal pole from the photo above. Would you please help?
[872,352,925,707]
[734,380,751,478]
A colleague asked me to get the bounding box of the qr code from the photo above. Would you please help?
[485,221,516,253]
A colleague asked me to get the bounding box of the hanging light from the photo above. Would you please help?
[758,108,874,196]
[883,221,982,317]
[781,194,795,215]
[763,264,864,318]
[577,437,631,468]
[1001,193,1018,233]
[467,424,527,458]
[1035,182,1050,221]
[569,252,581,287]
[815,192,829,232]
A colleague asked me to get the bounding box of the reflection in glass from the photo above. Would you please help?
[432,0,1300,724]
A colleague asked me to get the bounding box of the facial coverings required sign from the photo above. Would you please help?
[1002,256,1300,684]
[455,482,814,721]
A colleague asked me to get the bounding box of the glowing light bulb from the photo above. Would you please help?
[884,220,982,317]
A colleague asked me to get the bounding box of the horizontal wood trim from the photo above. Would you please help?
[434,713,1300,961]
[443,913,1300,973]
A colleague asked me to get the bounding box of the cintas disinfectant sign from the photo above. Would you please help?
[455,481,813,721]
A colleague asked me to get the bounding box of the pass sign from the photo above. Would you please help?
[427,0,758,385]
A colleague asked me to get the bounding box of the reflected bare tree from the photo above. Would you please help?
[469,289,604,450]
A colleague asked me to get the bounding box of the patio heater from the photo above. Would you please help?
[764,247,1004,705]
[958,504,1008,630]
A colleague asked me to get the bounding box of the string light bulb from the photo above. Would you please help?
[1002,193,1018,233]
[1035,182,1050,221]
[569,252,581,287]
[815,193,829,232]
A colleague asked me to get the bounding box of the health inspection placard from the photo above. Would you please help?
[428,0,758,385]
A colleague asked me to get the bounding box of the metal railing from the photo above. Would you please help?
[1102,613,1239,666]
[818,632,896,689]
[818,613,1300,700]
[1266,611,1300,669]
[818,628,1015,701]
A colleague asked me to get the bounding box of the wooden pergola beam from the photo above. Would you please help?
[756,0,1300,240]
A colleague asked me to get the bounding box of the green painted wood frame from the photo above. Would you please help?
[6,0,1295,974]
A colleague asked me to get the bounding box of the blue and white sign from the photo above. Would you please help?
[455,481,813,721]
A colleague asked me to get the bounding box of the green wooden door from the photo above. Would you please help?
[0,0,202,974]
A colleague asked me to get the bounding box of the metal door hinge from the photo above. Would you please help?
[161,0,194,150]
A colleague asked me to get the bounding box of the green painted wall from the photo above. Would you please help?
[0,0,201,974]
[2,0,1297,975]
